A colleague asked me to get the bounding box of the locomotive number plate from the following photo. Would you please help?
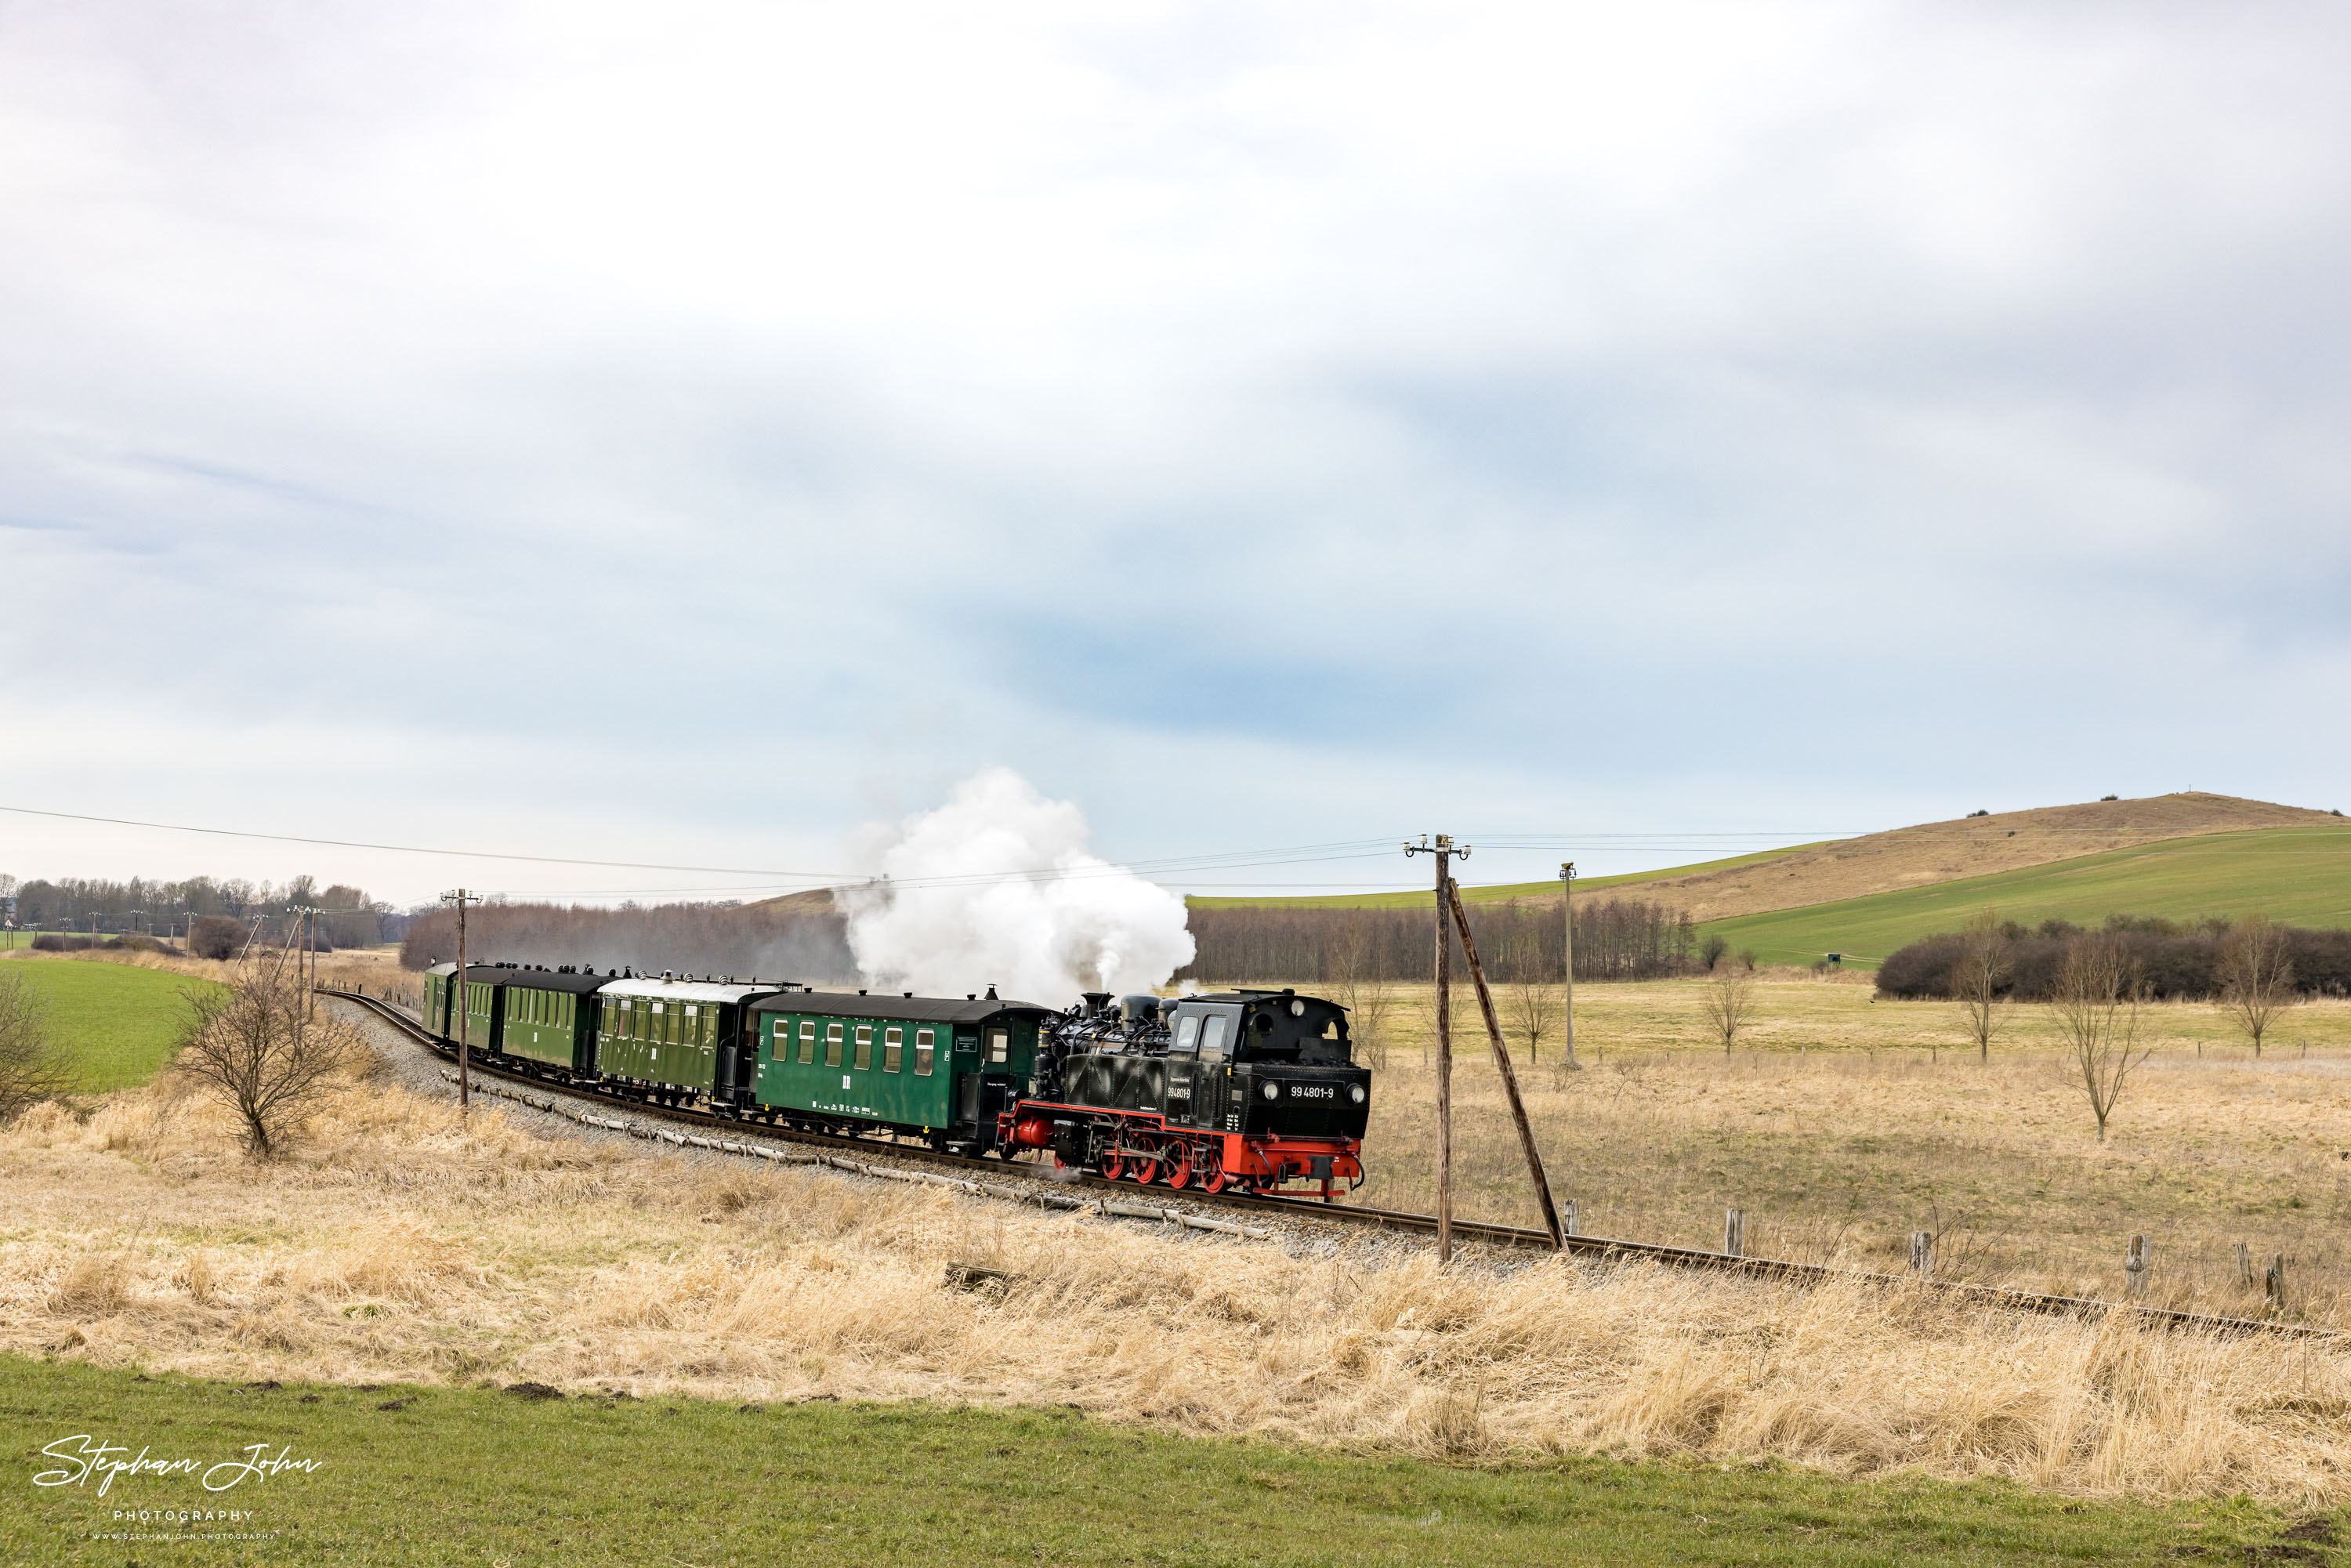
[1289,1085,1336,1099]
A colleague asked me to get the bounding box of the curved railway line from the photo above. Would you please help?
[323,985,2332,1341]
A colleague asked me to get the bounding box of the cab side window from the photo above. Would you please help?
[985,1027,1009,1064]
[1175,1014,1201,1053]
[1200,1014,1230,1061]
[914,1028,936,1076]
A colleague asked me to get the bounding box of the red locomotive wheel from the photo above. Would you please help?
[1131,1147,1161,1185]
[1163,1142,1194,1190]
[1198,1149,1228,1194]
[1099,1150,1125,1182]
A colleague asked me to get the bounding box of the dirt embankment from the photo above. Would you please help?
[1582,792,2342,923]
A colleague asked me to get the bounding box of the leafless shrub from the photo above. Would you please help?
[2219,912,2298,1059]
[0,969,72,1123]
[1951,908,2011,1063]
[1509,980,1559,1067]
[1698,968,1756,1053]
[171,967,360,1160]
[2051,934,2150,1145]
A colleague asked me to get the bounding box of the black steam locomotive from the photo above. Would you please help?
[1007,988,1371,1197]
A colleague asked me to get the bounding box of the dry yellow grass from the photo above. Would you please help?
[5,1012,2351,1505]
[1342,978,2351,1325]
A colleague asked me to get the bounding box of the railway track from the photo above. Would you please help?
[323,985,2334,1341]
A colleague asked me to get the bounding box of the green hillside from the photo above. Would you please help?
[2,958,215,1091]
[1189,842,1830,910]
[1699,824,2351,969]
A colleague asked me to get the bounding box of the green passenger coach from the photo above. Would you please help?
[421,962,513,1055]
[491,964,610,1075]
[746,990,1053,1153]
[421,962,458,1037]
[595,976,787,1107]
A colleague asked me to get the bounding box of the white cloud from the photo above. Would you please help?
[3,1,2349,900]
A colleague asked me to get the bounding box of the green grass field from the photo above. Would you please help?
[0,1357,2327,1566]
[1697,824,2351,968]
[2,960,216,1092]
[1190,843,1834,910]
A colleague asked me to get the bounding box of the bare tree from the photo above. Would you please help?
[1699,968,1757,1053]
[1330,919,1392,1070]
[2051,934,2150,1145]
[1951,909,2011,1063]
[0,969,71,1122]
[2218,912,2297,1059]
[1508,980,1556,1066]
[172,967,359,1159]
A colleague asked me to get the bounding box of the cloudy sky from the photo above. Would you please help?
[5,1,2348,906]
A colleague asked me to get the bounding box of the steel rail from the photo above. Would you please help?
[321,987,2333,1341]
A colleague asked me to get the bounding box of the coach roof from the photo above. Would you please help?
[486,963,613,997]
[598,975,788,1005]
[748,990,1054,1026]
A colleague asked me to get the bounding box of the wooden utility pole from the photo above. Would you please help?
[1559,861,1580,1071]
[1404,835,1465,1263]
[1446,878,1566,1249]
[442,889,476,1110]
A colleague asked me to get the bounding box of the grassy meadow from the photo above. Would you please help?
[0,958,221,1092]
[2,1360,2331,1567]
[1335,976,2351,1322]
[1697,825,2351,967]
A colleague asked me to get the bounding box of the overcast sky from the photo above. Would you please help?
[5,1,2349,906]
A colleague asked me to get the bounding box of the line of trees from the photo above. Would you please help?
[399,900,857,983]
[1876,914,2351,1003]
[1176,898,1696,984]
[0,873,403,948]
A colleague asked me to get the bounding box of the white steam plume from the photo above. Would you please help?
[840,769,1195,1007]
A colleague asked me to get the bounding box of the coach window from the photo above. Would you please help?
[824,1022,844,1067]
[799,1020,815,1064]
[854,1024,874,1071]
[883,1027,903,1073]
[914,1028,936,1076]
[985,1027,1009,1064]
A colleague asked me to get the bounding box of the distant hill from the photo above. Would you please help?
[1190,793,2343,921]
[1699,820,2351,968]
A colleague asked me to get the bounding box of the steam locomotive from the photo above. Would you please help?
[418,965,1371,1197]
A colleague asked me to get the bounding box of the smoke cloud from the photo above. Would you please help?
[842,770,1195,1007]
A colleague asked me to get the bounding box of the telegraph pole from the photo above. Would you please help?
[1404,834,1467,1264]
[441,889,476,1110]
[1559,863,1580,1071]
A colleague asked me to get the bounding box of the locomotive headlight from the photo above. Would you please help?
[1349,1085,1366,1104]
[1289,999,1305,1016]
[1261,1081,1280,1100]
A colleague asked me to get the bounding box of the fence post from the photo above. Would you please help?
[2237,1240,2255,1287]
[1724,1208,1744,1258]
[1910,1231,1933,1276]
[1562,1199,1578,1238]
[2125,1234,2151,1298]
[2267,1253,2287,1313]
